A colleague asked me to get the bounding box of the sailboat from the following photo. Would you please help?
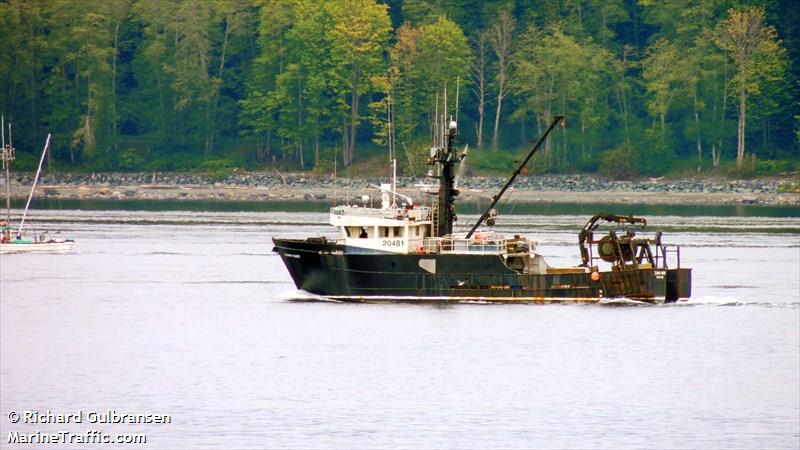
[0,119,75,254]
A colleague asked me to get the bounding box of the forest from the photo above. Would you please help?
[0,0,798,178]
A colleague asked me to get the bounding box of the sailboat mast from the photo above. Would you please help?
[17,133,50,239]
[2,116,11,225]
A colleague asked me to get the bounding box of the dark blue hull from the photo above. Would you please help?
[272,238,691,303]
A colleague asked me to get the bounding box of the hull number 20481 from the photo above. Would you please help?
[382,239,403,247]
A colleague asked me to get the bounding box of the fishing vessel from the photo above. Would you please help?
[273,116,691,304]
[1,120,75,254]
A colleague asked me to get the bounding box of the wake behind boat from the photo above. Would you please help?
[0,119,75,255]
[273,116,691,304]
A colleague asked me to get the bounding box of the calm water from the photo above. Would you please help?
[1,206,799,449]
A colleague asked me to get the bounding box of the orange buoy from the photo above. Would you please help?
[417,246,425,254]
[591,271,601,282]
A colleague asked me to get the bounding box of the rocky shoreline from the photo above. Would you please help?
[3,171,799,206]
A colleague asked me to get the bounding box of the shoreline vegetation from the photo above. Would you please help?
[1,1,798,185]
[4,171,798,206]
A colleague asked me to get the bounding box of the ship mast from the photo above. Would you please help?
[429,118,461,237]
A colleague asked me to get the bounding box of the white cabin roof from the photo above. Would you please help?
[330,205,432,227]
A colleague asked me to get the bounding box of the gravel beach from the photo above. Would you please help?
[3,171,799,206]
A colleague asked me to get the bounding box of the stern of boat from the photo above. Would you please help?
[666,268,692,302]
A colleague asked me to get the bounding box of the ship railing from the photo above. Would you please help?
[330,205,431,221]
[417,237,507,255]
[655,244,681,269]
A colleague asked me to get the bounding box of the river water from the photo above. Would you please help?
[1,203,798,449]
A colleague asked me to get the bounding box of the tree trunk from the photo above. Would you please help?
[297,74,304,168]
[614,47,632,146]
[693,85,701,165]
[581,119,586,162]
[471,33,487,148]
[492,86,503,150]
[341,118,349,166]
[717,62,728,168]
[255,134,263,162]
[562,120,567,167]
[112,22,120,152]
[57,70,72,163]
[736,85,746,169]
[206,17,231,155]
[204,105,212,154]
[314,126,320,167]
[156,73,165,139]
[477,85,485,148]
[28,22,40,164]
[560,91,567,166]
[545,109,552,169]
[348,66,360,166]
[85,74,95,155]
[298,140,304,168]
[266,130,272,160]
[488,13,514,150]
[545,80,554,169]
[620,63,629,144]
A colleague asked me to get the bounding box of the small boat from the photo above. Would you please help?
[0,230,75,254]
[273,115,691,304]
[0,119,75,255]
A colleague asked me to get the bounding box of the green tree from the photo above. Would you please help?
[1,0,796,174]
[45,0,121,162]
[401,0,486,30]
[0,0,48,153]
[240,0,297,163]
[487,11,515,149]
[108,0,134,153]
[469,30,490,148]
[326,0,391,165]
[610,45,636,145]
[242,0,389,168]
[133,0,218,152]
[386,17,470,150]
[205,0,256,155]
[640,0,731,168]
[512,26,613,169]
[716,7,787,168]
[387,23,423,145]
[414,17,472,136]
[641,38,681,140]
